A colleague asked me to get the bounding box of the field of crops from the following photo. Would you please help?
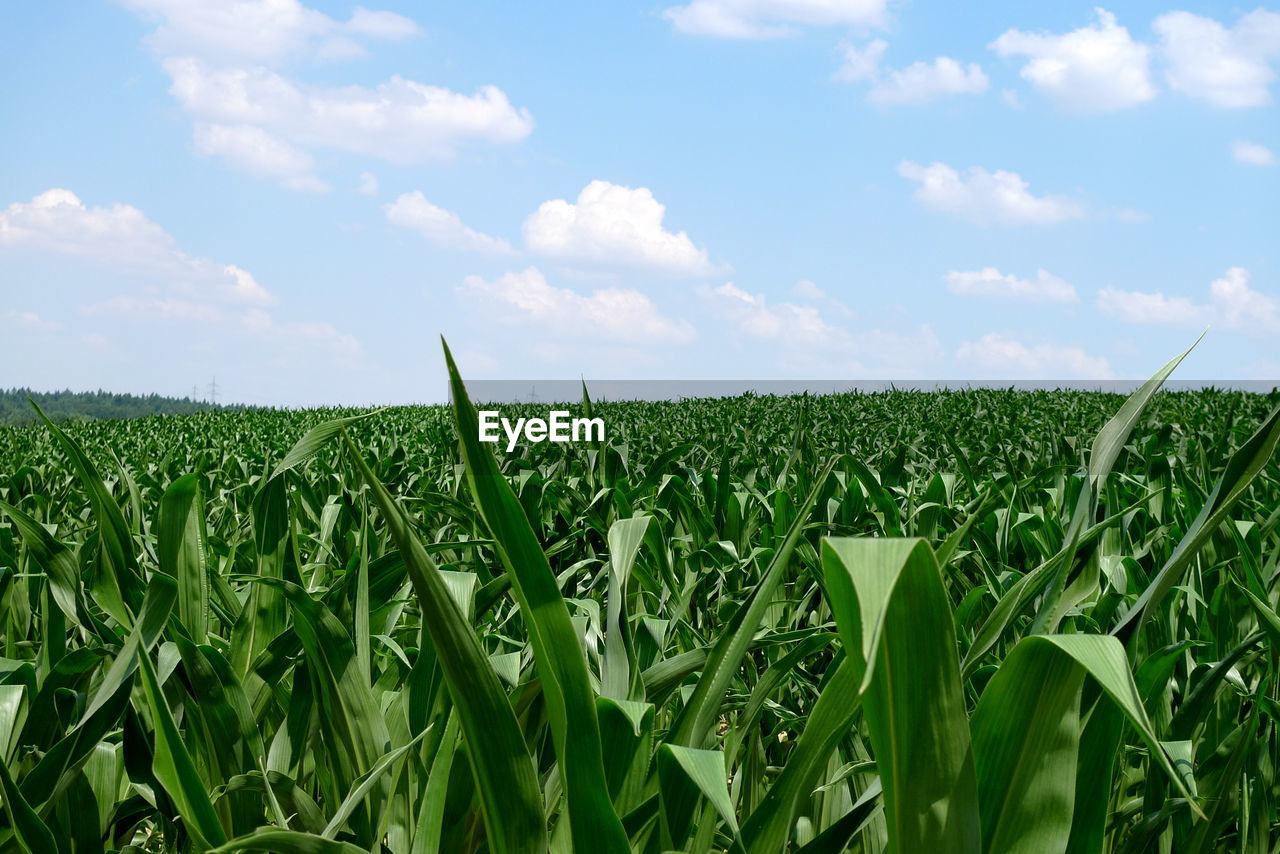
[1,345,1279,853]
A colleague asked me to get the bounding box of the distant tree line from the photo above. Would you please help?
[0,388,245,425]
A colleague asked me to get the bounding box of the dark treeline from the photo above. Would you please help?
[0,388,245,425]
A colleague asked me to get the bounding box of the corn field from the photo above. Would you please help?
[2,341,1280,853]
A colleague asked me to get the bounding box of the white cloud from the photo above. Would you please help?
[386,191,513,254]
[523,180,720,275]
[663,0,888,39]
[1208,268,1277,329]
[846,326,944,376]
[708,282,850,348]
[991,9,1156,112]
[703,282,942,374]
[945,267,1077,302]
[2,188,363,363]
[833,38,886,81]
[789,278,855,315]
[1097,267,1278,333]
[791,279,826,300]
[459,267,695,343]
[1096,288,1198,325]
[356,171,379,195]
[119,0,420,66]
[193,123,329,191]
[897,161,1085,225]
[871,57,989,104]
[1232,140,1276,166]
[83,296,228,323]
[956,333,1114,379]
[80,298,361,360]
[239,308,362,358]
[0,188,273,304]
[1155,9,1280,108]
[1,310,63,332]
[120,1,532,189]
[836,39,988,103]
[345,6,421,40]
[166,58,535,163]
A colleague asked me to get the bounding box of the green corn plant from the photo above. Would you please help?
[0,337,1276,852]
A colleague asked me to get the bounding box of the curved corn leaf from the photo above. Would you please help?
[159,473,210,645]
[658,744,738,849]
[444,338,628,854]
[339,429,546,854]
[669,456,838,749]
[822,538,980,854]
[135,642,228,850]
[739,658,862,854]
[1114,401,1280,642]
[211,828,368,854]
[0,749,56,854]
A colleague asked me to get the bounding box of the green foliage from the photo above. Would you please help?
[1,348,1279,852]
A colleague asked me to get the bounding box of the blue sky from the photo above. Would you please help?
[2,1,1277,404]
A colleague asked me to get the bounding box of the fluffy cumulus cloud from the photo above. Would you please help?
[166,59,534,164]
[119,0,420,66]
[1154,9,1280,108]
[897,161,1085,225]
[192,122,329,191]
[458,267,695,343]
[663,0,888,38]
[523,181,720,275]
[1,188,361,361]
[945,267,1078,302]
[120,1,534,189]
[386,191,513,254]
[1232,140,1275,166]
[707,282,850,348]
[1097,267,1278,333]
[991,9,1156,112]
[835,40,988,104]
[956,334,1114,379]
[0,188,272,304]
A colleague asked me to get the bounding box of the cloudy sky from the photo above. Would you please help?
[2,1,1277,404]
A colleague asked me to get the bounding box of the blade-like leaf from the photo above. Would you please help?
[135,642,228,850]
[444,338,628,854]
[822,538,980,854]
[339,429,546,854]
[159,473,210,644]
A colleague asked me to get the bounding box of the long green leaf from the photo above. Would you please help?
[338,429,546,854]
[135,642,228,850]
[1114,401,1280,642]
[0,748,57,854]
[159,473,210,644]
[670,456,838,749]
[822,538,980,854]
[444,338,628,854]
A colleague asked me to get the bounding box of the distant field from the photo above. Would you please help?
[1,369,1278,851]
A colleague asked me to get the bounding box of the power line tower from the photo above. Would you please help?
[208,377,218,407]
[192,384,200,402]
